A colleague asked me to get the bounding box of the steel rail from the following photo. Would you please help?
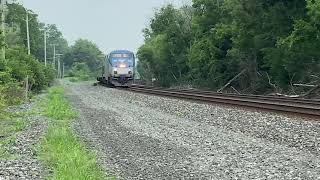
[130,84,320,107]
[128,85,320,117]
[131,84,320,105]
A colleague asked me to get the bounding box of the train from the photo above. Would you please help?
[97,50,135,87]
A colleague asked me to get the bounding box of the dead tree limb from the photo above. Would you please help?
[293,84,317,87]
[301,84,320,98]
[266,72,278,93]
[274,84,319,98]
[171,71,178,81]
[231,86,241,94]
[217,69,246,93]
[289,73,296,94]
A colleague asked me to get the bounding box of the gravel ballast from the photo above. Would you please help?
[0,98,48,180]
[65,83,320,179]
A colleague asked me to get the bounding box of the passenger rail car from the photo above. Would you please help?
[97,50,135,87]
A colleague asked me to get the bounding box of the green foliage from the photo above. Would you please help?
[41,126,106,180]
[44,24,69,59]
[40,87,107,180]
[67,62,91,81]
[62,39,104,82]
[0,93,27,159]
[0,85,7,120]
[0,117,26,139]
[0,2,64,107]
[6,3,68,61]
[63,39,103,70]
[138,1,320,94]
[0,82,24,105]
[0,116,27,159]
[0,2,63,109]
[44,87,77,120]
[5,47,55,92]
[138,5,192,87]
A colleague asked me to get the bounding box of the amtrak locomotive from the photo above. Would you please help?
[97,50,135,87]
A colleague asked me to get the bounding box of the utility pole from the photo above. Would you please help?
[56,53,63,78]
[57,56,60,78]
[62,62,65,79]
[1,0,6,60]
[13,8,32,56]
[26,10,30,55]
[44,30,47,66]
[51,44,56,67]
[50,44,57,74]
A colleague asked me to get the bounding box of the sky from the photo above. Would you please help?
[18,0,192,54]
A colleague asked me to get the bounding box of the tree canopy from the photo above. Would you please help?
[0,2,66,105]
[63,39,103,70]
[138,0,320,95]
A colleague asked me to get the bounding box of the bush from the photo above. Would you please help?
[0,82,24,105]
[0,71,12,84]
[67,62,91,81]
[6,47,55,92]
[0,82,23,120]
[0,85,7,120]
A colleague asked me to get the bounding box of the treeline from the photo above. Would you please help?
[0,2,59,108]
[137,0,320,95]
[63,39,104,81]
[0,2,103,111]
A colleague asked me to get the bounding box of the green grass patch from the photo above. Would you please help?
[44,87,77,121]
[0,118,26,137]
[66,76,93,83]
[0,113,27,159]
[68,77,80,82]
[40,87,108,180]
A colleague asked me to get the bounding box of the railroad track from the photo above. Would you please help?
[128,84,320,118]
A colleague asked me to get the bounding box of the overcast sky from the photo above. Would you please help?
[18,0,191,53]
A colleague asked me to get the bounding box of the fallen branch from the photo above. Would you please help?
[293,84,317,87]
[266,72,278,92]
[231,86,241,95]
[217,69,246,93]
[273,93,300,98]
[301,84,320,98]
[273,84,320,98]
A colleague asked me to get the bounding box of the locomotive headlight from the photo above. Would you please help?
[113,68,118,74]
[128,71,132,74]
[119,64,126,68]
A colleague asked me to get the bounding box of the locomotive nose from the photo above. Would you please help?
[112,67,132,76]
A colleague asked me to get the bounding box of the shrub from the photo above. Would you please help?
[67,62,91,81]
[0,82,24,105]
[0,85,7,120]
[6,46,55,92]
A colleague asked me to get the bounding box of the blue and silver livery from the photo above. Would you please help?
[98,50,135,87]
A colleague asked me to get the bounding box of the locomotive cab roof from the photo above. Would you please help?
[109,50,134,55]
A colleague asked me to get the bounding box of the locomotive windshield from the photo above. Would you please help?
[111,53,133,58]
[109,53,134,67]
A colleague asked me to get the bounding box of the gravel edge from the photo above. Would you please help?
[0,95,49,180]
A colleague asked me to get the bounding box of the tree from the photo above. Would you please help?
[63,39,103,70]
[138,4,193,87]
[137,0,320,95]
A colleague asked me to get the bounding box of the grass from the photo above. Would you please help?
[66,76,91,83]
[0,111,27,159]
[40,87,108,180]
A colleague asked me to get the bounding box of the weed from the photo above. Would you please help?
[39,87,107,180]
